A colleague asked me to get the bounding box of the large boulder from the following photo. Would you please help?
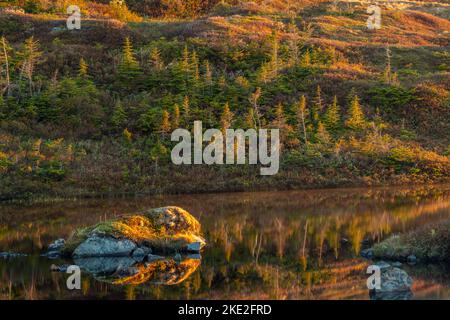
[62,206,206,257]
[73,236,136,258]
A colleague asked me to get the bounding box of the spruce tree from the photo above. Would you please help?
[204,60,213,87]
[181,45,190,73]
[149,47,163,71]
[160,110,171,136]
[119,37,140,78]
[272,103,292,148]
[182,96,190,125]
[191,50,200,83]
[112,99,127,129]
[78,57,88,77]
[295,95,309,144]
[172,104,180,129]
[245,108,256,129]
[316,121,331,144]
[300,49,311,67]
[220,102,234,134]
[270,31,279,78]
[345,95,366,130]
[324,95,340,132]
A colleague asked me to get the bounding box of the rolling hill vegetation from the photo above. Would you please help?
[0,0,449,200]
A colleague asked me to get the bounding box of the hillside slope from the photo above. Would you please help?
[0,0,449,200]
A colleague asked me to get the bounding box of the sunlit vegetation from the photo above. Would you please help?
[62,206,205,254]
[0,0,449,200]
[373,218,450,261]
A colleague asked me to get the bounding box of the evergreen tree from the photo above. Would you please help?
[295,95,309,145]
[316,121,331,144]
[218,75,226,90]
[245,108,256,129]
[300,49,311,67]
[220,102,234,134]
[270,31,279,78]
[160,110,171,136]
[272,103,292,148]
[78,57,88,77]
[172,104,180,129]
[181,45,190,73]
[204,60,213,87]
[149,47,164,71]
[324,95,340,132]
[182,96,190,125]
[257,62,271,84]
[119,37,140,77]
[191,50,200,83]
[345,95,366,130]
[112,99,127,128]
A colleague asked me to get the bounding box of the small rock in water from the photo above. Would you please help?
[370,266,413,300]
[50,264,70,272]
[0,252,27,259]
[374,261,391,270]
[132,248,146,261]
[361,248,374,259]
[42,251,61,259]
[392,262,402,267]
[407,255,417,265]
[186,242,203,252]
[174,253,182,261]
[48,239,65,252]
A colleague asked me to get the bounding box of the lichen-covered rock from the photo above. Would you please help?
[62,206,206,257]
[370,262,413,300]
[378,267,413,292]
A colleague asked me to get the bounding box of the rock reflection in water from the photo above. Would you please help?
[74,255,201,286]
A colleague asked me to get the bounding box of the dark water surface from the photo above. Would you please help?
[0,185,449,300]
